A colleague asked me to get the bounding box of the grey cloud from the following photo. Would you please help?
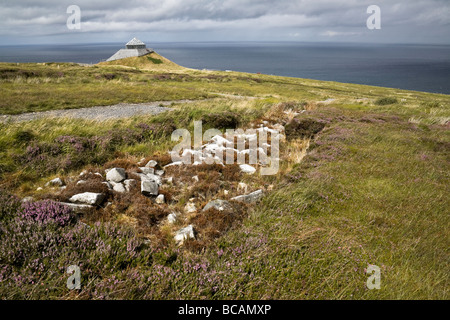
[0,0,448,44]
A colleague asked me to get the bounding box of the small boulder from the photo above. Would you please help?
[111,182,126,193]
[58,202,93,213]
[231,189,263,203]
[145,173,162,186]
[145,160,157,168]
[124,179,136,192]
[239,164,256,174]
[192,175,199,182]
[45,177,64,187]
[139,167,154,175]
[102,181,113,190]
[69,192,105,206]
[155,194,165,204]
[106,168,126,183]
[141,179,159,196]
[174,225,195,244]
[184,200,197,213]
[21,196,34,203]
[203,199,232,212]
[167,213,177,224]
[156,170,165,176]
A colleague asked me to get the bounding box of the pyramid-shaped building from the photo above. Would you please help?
[106,38,153,61]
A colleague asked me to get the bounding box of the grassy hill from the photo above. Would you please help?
[0,53,448,299]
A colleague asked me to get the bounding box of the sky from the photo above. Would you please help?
[0,0,449,45]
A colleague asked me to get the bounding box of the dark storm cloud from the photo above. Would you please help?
[0,0,448,44]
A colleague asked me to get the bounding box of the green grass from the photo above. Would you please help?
[0,55,449,299]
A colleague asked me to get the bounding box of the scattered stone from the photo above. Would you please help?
[156,170,165,176]
[111,181,126,193]
[145,160,157,168]
[174,225,195,244]
[21,196,34,203]
[144,173,162,186]
[224,190,229,195]
[141,179,159,196]
[124,179,136,192]
[231,189,263,203]
[167,213,177,224]
[106,168,127,183]
[139,167,154,175]
[45,177,64,187]
[79,170,88,177]
[94,172,103,178]
[36,187,43,191]
[165,177,174,184]
[77,180,86,185]
[192,175,199,182]
[59,186,67,191]
[155,194,165,204]
[239,164,256,174]
[58,202,94,213]
[237,182,248,193]
[102,181,113,190]
[164,161,183,168]
[203,199,232,212]
[69,192,105,206]
[184,200,197,213]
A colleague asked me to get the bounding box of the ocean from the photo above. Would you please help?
[0,42,449,94]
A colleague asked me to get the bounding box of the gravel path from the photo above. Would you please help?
[0,100,195,122]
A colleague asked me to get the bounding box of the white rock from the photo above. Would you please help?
[77,180,86,185]
[211,135,232,146]
[45,177,64,187]
[106,168,126,183]
[58,202,93,213]
[102,181,113,190]
[167,213,177,224]
[21,196,34,203]
[145,173,162,186]
[139,167,154,175]
[36,187,43,191]
[237,182,248,193]
[111,182,126,193]
[69,192,105,206]
[239,164,256,174]
[164,161,183,168]
[165,177,174,184]
[192,175,199,182]
[155,194,165,204]
[231,189,263,203]
[174,225,195,244]
[141,179,159,196]
[94,172,103,178]
[184,201,197,213]
[203,199,232,212]
[123,179,136,192]
[156,170,165,176]
[145,160,157,168]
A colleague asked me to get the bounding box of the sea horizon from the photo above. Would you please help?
[1,41,449,94]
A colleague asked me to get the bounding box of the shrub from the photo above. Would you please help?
[202,112,240,130]
[285,118,326,139]
[375,97,398,105]
[13,130,34,145]
[0,190,21,221]
[19,200,75,227]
